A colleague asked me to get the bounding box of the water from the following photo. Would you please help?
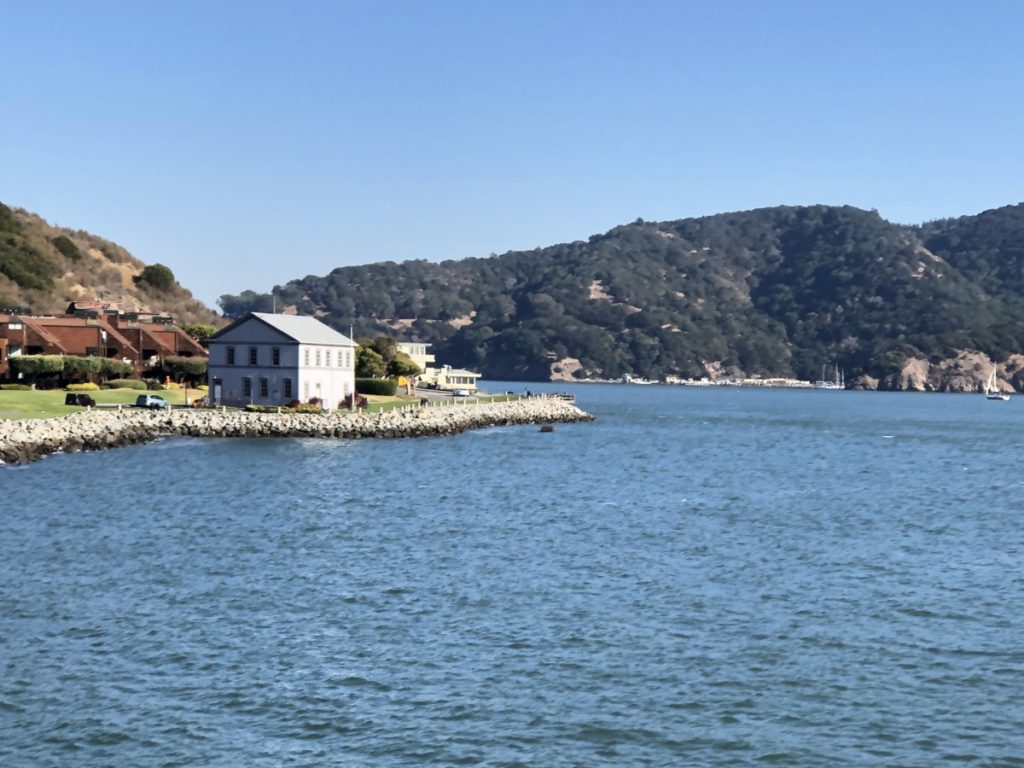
[2,385,1023,766]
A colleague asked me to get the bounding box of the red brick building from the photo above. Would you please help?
[0,310,206,379]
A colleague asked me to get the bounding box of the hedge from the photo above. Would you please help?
[356,378,397,396]
[104,379,148,390]
[9,355,64,375]
[0,383,31,390]
[66,382,100,391]
[100,358,132,376]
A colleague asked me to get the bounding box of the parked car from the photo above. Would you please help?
[65,392,96,407]
[452,388,471,397]
[135,394,169,410]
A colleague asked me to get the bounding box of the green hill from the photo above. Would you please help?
[0,202,219,324]
[216,203,1024,384]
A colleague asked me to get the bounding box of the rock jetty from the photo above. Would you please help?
[0,397,593,465]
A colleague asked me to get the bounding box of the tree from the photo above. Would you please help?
[134,263,176,291]
[51,235,81,261]
[163,356,208,379]
[355,347,387,378]
[180,323,218,342]
[370,337,399,364]
[388,352,421,378]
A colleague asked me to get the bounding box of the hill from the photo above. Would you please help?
[0,202,219,324]
[216,203,1024,386]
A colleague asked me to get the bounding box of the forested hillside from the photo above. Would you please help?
[0,202,219,324]
[218,203,1024,383]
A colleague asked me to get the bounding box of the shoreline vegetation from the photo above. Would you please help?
[0,396,594,465]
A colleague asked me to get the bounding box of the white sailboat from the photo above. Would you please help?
[985,367,1010,401]
[813,364,845,390]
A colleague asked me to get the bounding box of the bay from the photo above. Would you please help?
[1,384,1023,766]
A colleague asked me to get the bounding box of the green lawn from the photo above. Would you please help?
[0,387,192,420]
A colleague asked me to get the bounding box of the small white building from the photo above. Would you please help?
[207,312,356,409]
[419,364,482,393]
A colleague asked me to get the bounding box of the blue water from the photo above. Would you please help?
[2,384,1023,766]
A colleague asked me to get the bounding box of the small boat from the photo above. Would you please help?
[985,367,1010,401]
[813,364,845,390]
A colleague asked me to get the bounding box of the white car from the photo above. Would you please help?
[452,388,471,397]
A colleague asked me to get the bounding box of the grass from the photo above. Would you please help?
[0,389,526,420]
[0,387,191,420]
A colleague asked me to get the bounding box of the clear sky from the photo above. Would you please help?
[3,1,1023,308]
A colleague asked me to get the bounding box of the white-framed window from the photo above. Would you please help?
[304,348,310,366]
[315,349,321,367]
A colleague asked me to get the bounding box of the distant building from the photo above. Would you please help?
[397,341,435,373]
[206,312,356,409]
[418,364,482,393]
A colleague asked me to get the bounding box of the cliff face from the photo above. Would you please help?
[874,350,1023,392]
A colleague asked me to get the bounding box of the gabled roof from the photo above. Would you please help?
[210,312,355,346]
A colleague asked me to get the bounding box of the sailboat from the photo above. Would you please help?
[985,367,1010,401]
[813,364,845,390]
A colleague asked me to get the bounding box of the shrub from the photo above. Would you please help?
[145,379,165,391]
[0,383,31,390]
[66,382,100,391]
[244,403,324,414]
[104,378,147,390]
[339,394,368,409]
[51,235,82,261]
[356,378,397,396]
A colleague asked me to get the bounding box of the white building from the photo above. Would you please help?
[418,364,482,393]
[207,312,356,409]
[397,341,435,373]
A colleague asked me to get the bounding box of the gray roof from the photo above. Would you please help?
[249,312,355,345]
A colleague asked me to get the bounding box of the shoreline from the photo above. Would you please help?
[0,397,593,466]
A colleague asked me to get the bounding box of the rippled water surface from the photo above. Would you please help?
[2,385,1023,766]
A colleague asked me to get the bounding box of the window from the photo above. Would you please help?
[344,350,351,368]
[283,378,292,398]
[304,381,310,399]
[243,377,252,397]
[315,349,321,367]
[304,348,310,366]
[272,347,280,366]
[326,350,332,367]
[260,378,268,397]
[227,346,235,365]
[248,346,257,365]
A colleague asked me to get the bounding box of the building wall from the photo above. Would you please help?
[398,342,435,373]
[208,325,355,408]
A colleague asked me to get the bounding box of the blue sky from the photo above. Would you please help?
[3,1,1023,307]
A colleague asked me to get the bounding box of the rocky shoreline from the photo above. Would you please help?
[0,397,594,465]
